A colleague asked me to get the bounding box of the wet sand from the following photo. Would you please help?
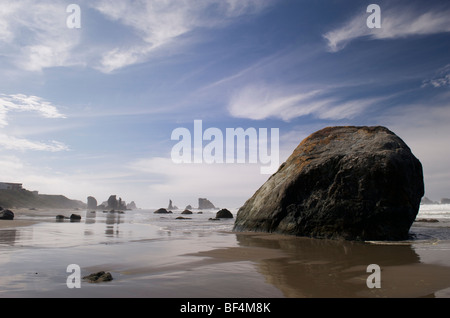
[0,208,54,229]
[0,219,38,229]
[190,231,450,298]
[1,210,450,298]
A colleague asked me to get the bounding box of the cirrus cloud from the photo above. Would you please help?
[91,0,275,73]
[324,4,450,52]
[227,83,379,121]
[0,94,68,152]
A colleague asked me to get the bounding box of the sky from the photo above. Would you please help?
[0,0,449,209]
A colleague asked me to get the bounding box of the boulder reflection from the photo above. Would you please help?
[234,233,449,297]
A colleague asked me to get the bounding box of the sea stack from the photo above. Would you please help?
[198,198,215,209]
[87,196,97,210]
[233,126,424,241]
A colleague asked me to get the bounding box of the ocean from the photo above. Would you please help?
[417,204,450,220]
[1,205,450,298]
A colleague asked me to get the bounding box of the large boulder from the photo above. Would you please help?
[233,126,424,241]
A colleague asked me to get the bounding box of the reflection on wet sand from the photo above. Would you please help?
[105,211,124,237]
[0,229,18,246]
[195,232,450,298]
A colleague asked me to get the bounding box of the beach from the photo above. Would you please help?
[1,206,450,298]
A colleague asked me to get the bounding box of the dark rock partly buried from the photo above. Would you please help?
[176,216,192,220]
[181,209,193,214]
[0,209,14,220]
[83,271,113,283]
[56,214,82,222]
[154,208,172,214]
[233,126,424,241]
[70,214,81,221]
[216,209,233,219]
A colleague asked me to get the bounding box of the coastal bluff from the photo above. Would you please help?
[233,126,424,241]
[0,189,86,210]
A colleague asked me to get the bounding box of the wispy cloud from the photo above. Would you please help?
[0,94,68,152]
[324,5,450,52]
[0,1,82,72]
[0,134,68,152]
[422,64,450,88]
[91,0,274,73]
[0,0,274,73]
[227,83,378,121]
[0,94,66,127]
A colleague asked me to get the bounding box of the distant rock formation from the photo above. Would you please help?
[441,198,450,204]
[233,126,424,241]
[126,201,137,210]
[420,197,441,205]
[185,205,193,210]
[198,198,215,209]
[107,195,118,210]
[181,209,193,214]
[87,196,97,210]
[168,199,178,210]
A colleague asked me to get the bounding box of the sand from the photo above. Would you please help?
[1,210,450,298]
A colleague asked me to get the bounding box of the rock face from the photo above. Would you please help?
[233,126,424,241]
[87,196,97,210]
[198,198,215,209]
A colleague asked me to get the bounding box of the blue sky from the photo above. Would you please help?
[0,0,449,209]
